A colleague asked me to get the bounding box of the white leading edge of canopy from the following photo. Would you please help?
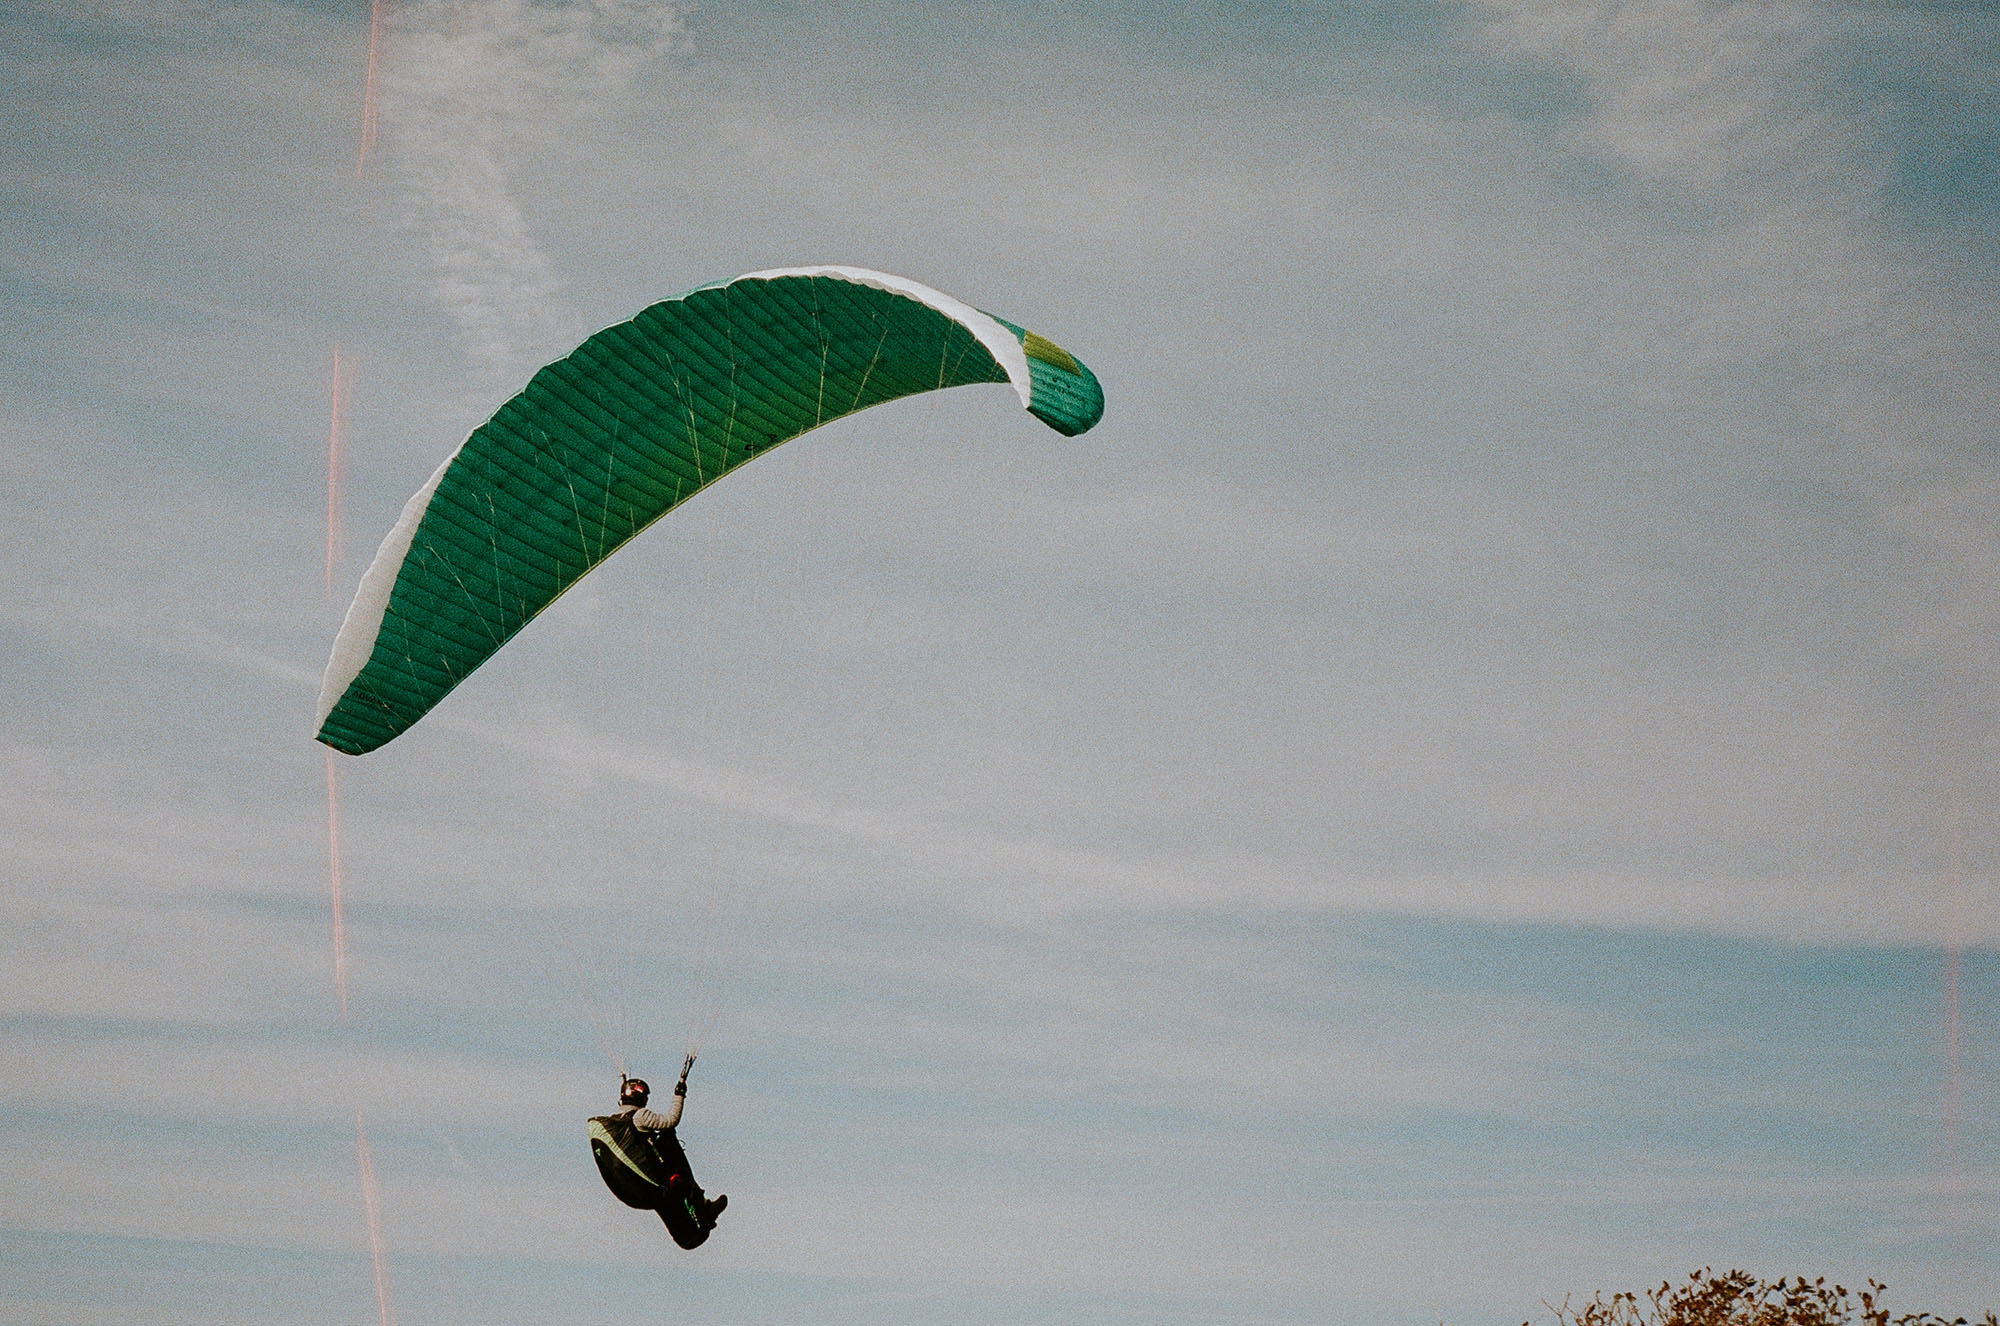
[316,452,454,729]
[316,267,1038,735]
[736,265,1035,409]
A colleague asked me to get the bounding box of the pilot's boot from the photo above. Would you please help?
[705,1193,728,1225]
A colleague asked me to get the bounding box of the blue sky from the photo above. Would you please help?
[2,0,1996,1322]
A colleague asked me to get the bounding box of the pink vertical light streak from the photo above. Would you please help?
[327,749,350,1021]
[335,9,395,1321]
[357,0,387,178]
[326,344,351,594]
[355,1109,398,1326]
[1943,761,1964,1183]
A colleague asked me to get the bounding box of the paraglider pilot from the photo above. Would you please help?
[588,1055,727,1248]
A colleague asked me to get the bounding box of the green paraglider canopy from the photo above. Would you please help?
[316,266,1104,755]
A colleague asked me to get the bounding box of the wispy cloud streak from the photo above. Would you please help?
[1471,0,1944,380]
[376,0,681,384]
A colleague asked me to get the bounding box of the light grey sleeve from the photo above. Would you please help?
[630,1093,683,1131]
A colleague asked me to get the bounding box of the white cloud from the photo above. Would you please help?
[1474,0,1834,184]
[377,0,683,386]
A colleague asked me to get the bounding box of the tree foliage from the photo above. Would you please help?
[1531,1269,1997,1326]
